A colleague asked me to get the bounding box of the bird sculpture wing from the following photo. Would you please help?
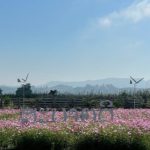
[136,78,144,84]
[130,76,136,83]
[25,73,29,81]
[17,79,21,82]
[22,79,26,82]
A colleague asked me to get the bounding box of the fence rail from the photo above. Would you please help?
[11,98,83,108]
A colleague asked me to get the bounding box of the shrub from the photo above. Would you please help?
[74,133,148,150]
[14,129,69,150]
[0,128,17,149]
[0,128,150,150]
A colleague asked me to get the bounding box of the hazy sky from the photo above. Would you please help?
[0,0,150,85]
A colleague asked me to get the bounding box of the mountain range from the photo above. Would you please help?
[46,78,150,88]
[0,78,149,94]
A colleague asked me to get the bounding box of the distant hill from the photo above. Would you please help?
[46,78,148,88]
[0,78,149,94]
[0,84,120,94]
[49,84,119,94]
[0,86,17,94]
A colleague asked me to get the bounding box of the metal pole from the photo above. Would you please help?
[133,83,135,109]
[23,84,25,108]
[133,83,136,109]
[130,77,144,109]
[18,74,29,108]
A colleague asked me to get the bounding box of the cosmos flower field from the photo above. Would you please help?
[0,108,150,150]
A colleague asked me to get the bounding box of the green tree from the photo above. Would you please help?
[16,83,32,98]
[0,88,2,108]
[0,88,2,95]
[49,90,58,97]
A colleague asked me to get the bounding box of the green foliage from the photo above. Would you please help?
[16,83,32,98]
[49,90,58,97]
[0,113,18,120]
[1,90,150,108]
[0,88,2,95]
[0,128,17,149]
[3,95,12,107]
[0,128,150,150]
[14,129,70,150]
[74,132,148,150]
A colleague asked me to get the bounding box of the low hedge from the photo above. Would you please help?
[0,128,150,150]
[14,130,69,150]
[74,134,148,150]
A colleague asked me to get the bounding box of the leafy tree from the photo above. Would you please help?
[0,88,2,108]
[0,88,2,95]
[3,95,11,107]
[49,90,58,97]
[16,83,32,98]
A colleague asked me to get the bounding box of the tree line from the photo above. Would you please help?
[0,83,150,108]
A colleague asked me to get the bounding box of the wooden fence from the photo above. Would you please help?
[11,98,83,108]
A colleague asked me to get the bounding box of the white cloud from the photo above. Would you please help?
[98,17,112,27]
[99,0,150,27]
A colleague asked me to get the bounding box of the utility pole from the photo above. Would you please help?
[17,73,29,108]
[130,76,144,108]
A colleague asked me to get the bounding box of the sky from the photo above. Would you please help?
[0,0,150,86]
